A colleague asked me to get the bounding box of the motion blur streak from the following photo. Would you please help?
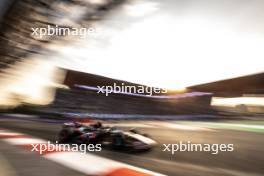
[0,59,65,108]
[0,0,263,176]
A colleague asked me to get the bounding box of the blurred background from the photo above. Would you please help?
[0,0,263,176]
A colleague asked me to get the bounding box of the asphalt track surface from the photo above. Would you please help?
[0,117,264,176]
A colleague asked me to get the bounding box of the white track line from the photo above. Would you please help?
[107,122,214,131]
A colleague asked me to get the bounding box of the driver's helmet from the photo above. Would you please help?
[95,121,102,128]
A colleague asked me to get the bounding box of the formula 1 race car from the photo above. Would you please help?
[58,121,157,151]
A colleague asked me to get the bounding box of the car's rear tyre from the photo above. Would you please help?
[58,129,71,143]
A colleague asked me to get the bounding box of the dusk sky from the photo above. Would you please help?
[53,0,264,89]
